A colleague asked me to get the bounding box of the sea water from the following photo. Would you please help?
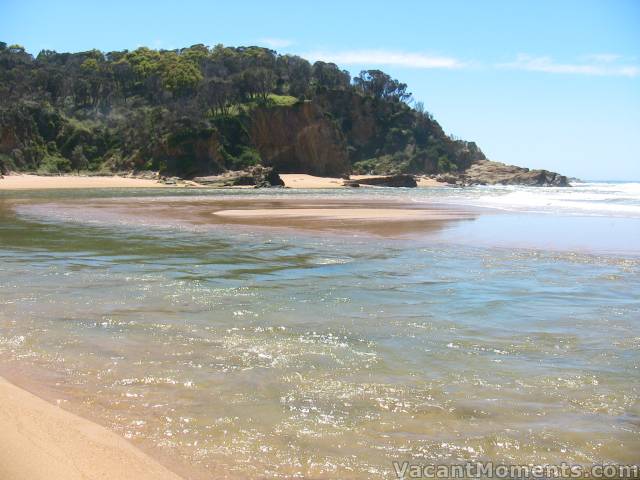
[0,184,638,478]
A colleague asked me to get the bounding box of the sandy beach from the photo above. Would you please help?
[279,174,445,188]
[0,173,446,190]
[0,174,170,190]
[279,173,345,188]
[0,376,182,480]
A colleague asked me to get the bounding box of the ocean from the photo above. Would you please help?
[0,183,638,478]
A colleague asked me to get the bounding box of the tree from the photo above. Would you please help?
[8,44,26,54]
[277,55,311,98]
[112,59,135,100]
[199,77,234,115]
[71,145,89,172]
[81,58,99,72]
[160,55,203,97]
[126,47,162,79]
[239,67,275,101]
[353,70,411,103]
[181,44,209,65]
[311,61,350,91]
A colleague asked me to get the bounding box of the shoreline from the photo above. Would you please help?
[0,173,447,190]
[0,374,183,480]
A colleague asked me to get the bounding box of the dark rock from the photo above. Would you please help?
[193,166,283,188]
[263,167,285,187]
[159,176,180,185]
[435,173,460,185]
[460,160,569,187]
[346,174,417,188]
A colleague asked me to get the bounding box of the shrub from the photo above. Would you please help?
[437,156,457,172]
[351,153,410,175]
[0,153,17,173]
[228,146,261,170]
[37,154,72,174]
[265,94,298,107]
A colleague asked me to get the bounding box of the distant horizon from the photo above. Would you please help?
[2,0,639,180]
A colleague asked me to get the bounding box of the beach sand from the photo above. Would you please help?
[213,207,462,221]
[0,174,168,190]
[280,174,446,188]
[0,376,182,480]
[416,176,446,187]
[209,201,473,236]
[0,173,446,190]
[279,174,345,188]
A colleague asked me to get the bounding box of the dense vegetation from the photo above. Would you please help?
[0,42,485,177]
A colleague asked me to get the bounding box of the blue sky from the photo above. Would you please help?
[2,0,639,180]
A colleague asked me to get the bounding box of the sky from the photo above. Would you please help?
[2,0,639,180]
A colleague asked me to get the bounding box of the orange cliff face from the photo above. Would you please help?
[249,101,350,177]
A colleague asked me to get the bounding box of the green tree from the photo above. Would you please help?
[354,70,411,102]
[81,58,99,72]
[277,55,311,98]
[239,67,275,101]
[199,77,234,115]
[311,61,350,91]
[161,56,203,96]
[71,145,89,172]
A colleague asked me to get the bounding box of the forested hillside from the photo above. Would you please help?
[0,42,485,177]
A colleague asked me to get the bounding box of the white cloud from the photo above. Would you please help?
[303,49,464,69]
[499,54,639,77]
[582,53,622,63]
[259,38,294,49]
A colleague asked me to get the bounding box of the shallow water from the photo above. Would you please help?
[0,187,639,479]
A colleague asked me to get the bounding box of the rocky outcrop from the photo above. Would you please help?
[438,160,569,187]
[344,174,417,188]
[193,166,283,188]
[249,103,350,177]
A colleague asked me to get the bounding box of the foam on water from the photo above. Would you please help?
[417,182,640,218]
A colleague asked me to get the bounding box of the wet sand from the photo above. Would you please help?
[0,375,183,480]
[213,207,462,220]
[17,196,477,238]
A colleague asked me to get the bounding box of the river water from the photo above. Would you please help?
[0,185,638,478]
